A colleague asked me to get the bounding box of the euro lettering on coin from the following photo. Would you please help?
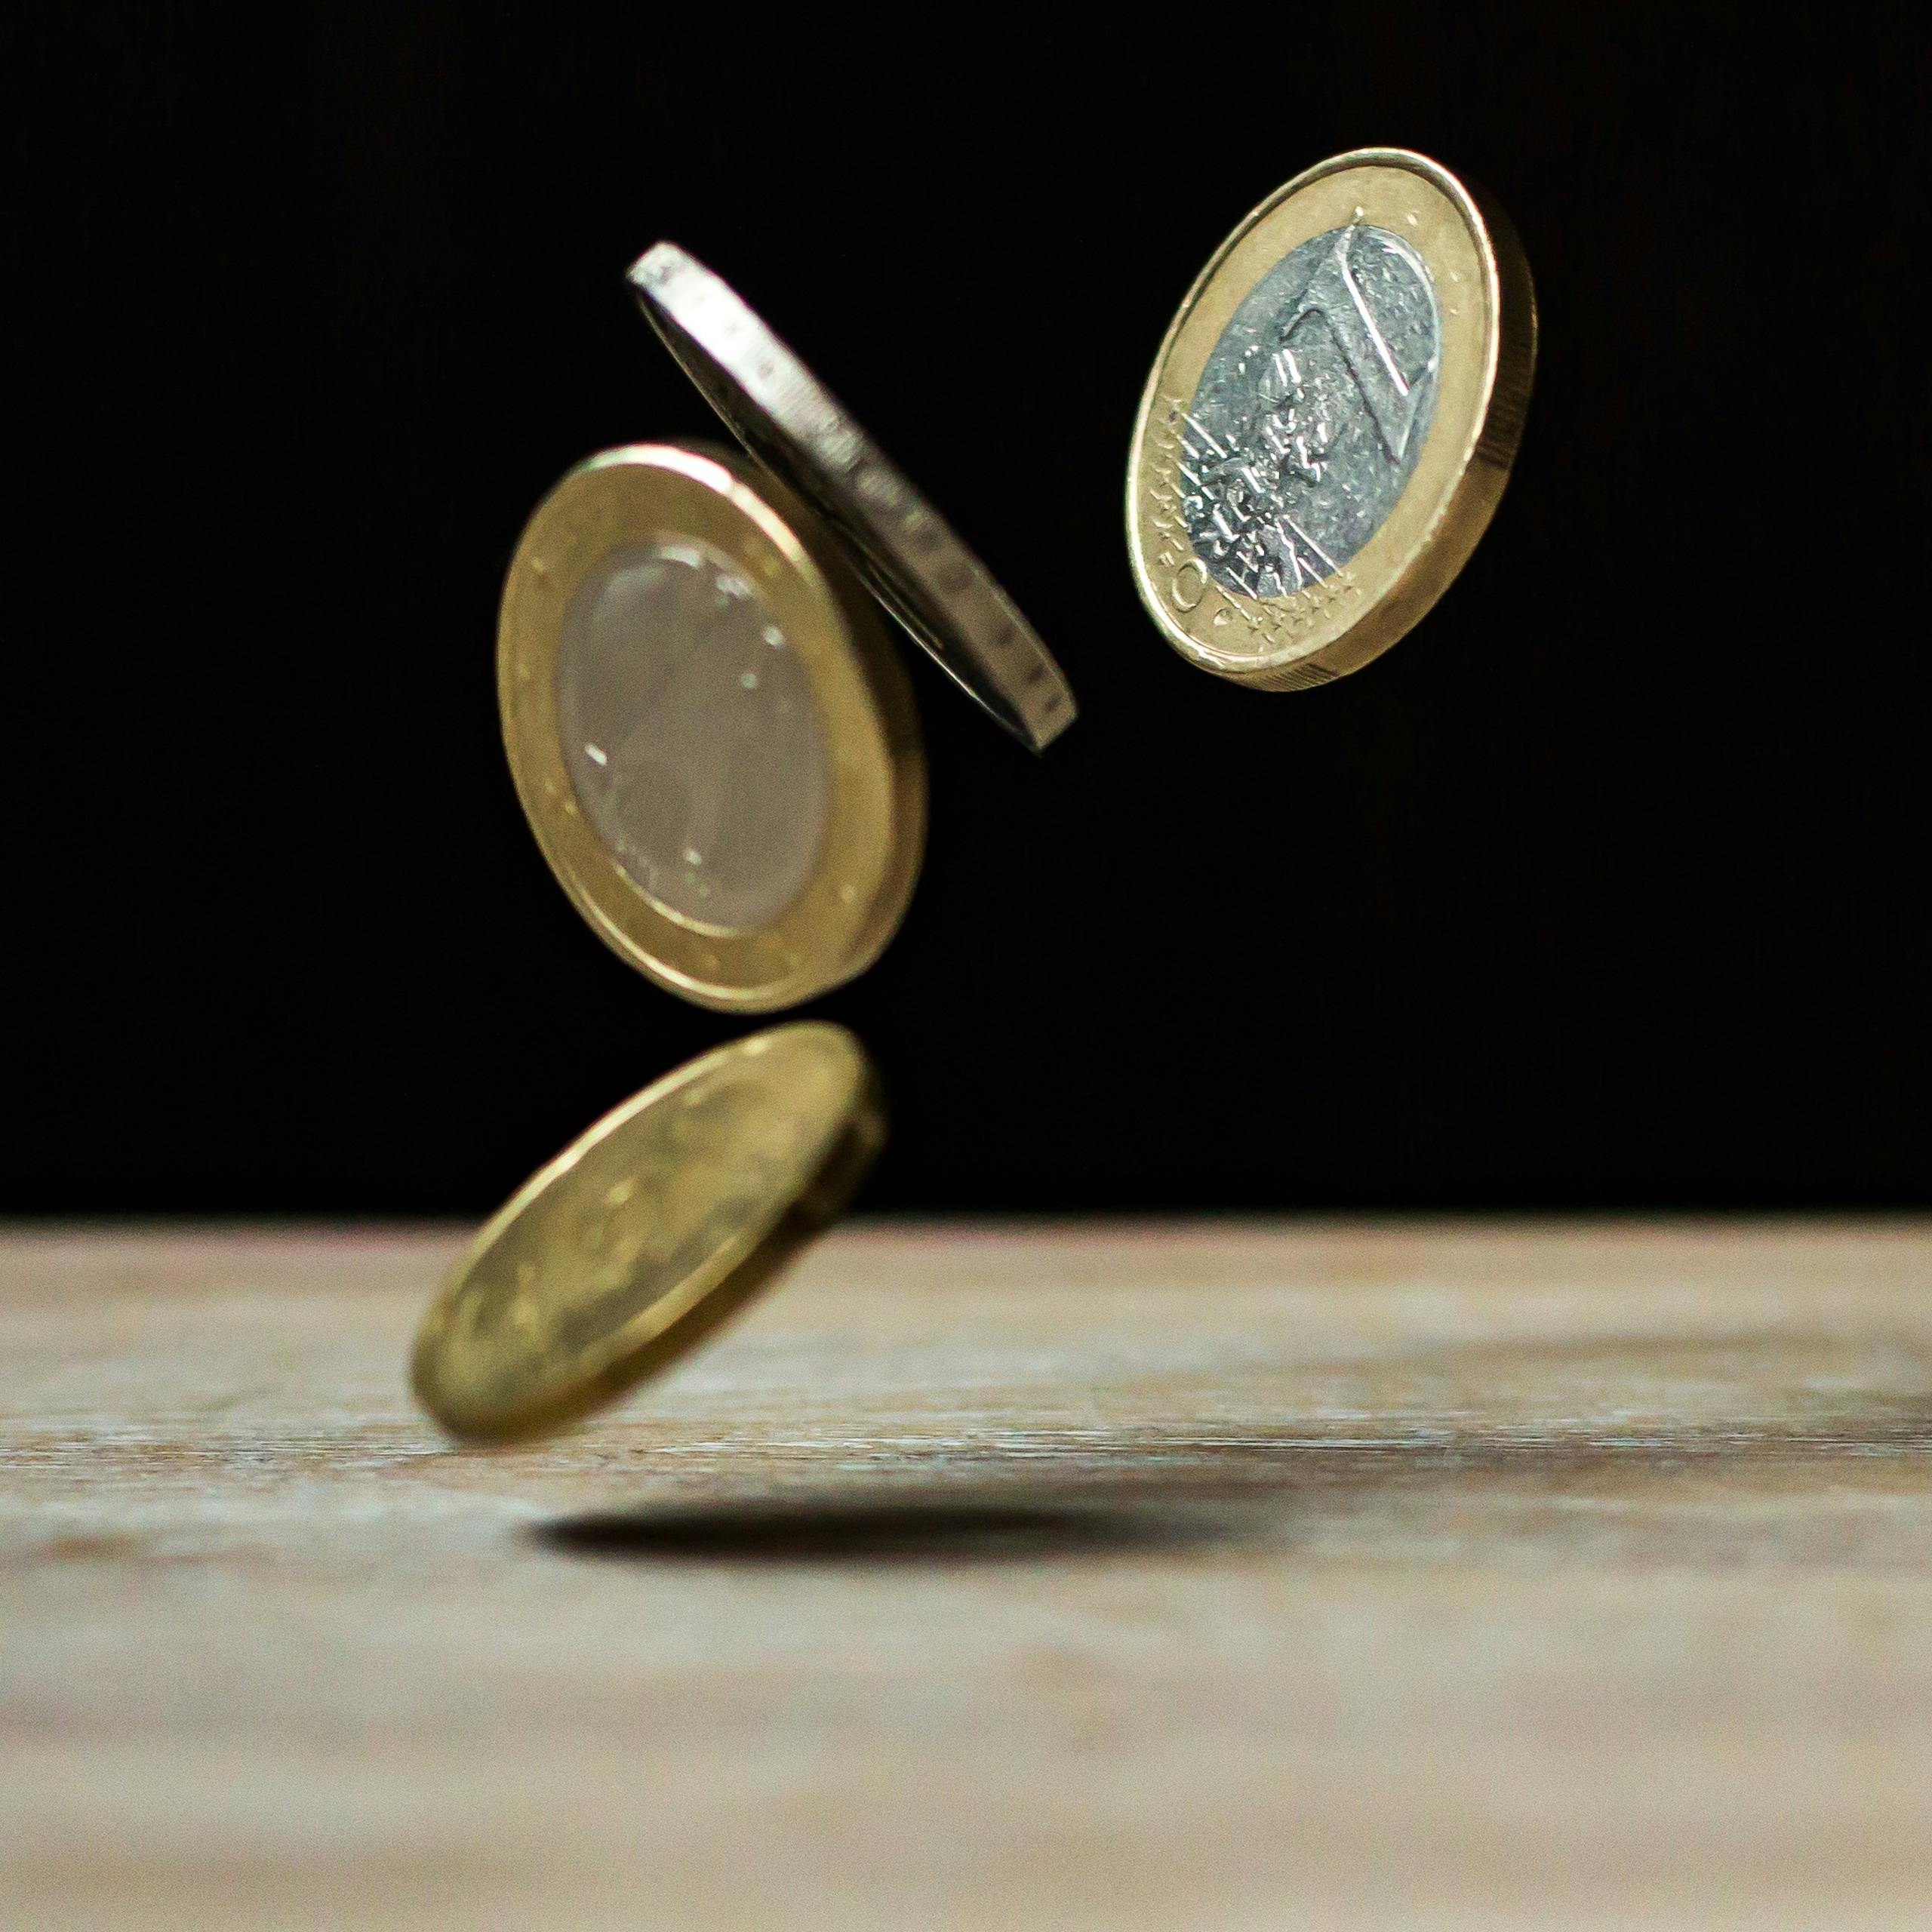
[1127,149,1537,690]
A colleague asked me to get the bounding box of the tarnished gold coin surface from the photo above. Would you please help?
[500,442,924,1011]
[412,1022,882,1441]
[1128,149,1536,690]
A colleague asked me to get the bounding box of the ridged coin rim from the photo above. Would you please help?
[630,242,1077,752]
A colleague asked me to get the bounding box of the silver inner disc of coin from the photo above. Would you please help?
[554,540,830,932]
[1182,223,1441,600]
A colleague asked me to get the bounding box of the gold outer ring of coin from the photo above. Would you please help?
[411,1020,884,1442]
[500,441,925,1012]
[1126,149,1537,691]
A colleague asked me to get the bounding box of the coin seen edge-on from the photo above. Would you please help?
[629,242,1077,752]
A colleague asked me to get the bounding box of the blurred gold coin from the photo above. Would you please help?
[411,1021,881,1441]
[1128,149,1536,689]
[500,442,924,1011]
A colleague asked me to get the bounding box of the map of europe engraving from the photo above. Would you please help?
[1181,223,1441,599]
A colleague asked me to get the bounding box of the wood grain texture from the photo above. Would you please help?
[5,1220,1932,1928]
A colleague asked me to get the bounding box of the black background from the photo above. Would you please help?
[11,7,1927,1217]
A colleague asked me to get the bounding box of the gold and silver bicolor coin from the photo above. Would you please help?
[412,1022,881,1441]
[502,443,924,1012]
[1128,149,1536,690]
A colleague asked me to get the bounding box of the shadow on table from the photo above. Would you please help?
[526,1319,1932,1569]
[529,1387,1932,1569]
[534,1494,1247,1565]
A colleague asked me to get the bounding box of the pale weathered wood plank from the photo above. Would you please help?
[5,1221,1932,1928]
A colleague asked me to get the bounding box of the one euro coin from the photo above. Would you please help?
[1128,149,1536,690]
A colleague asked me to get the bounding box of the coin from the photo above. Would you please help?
[1128,149,1536,690]
[629,242,1077,752]
[500,441,925,1011]
[411,1021,882,1441]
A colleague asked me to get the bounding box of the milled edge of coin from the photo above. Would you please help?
[410,1021,884,1443]
[1126,148,1537,691]
[500,441,926,1013]
[628,241,1077,752]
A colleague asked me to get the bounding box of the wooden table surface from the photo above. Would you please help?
[5,1220,1932,1928]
